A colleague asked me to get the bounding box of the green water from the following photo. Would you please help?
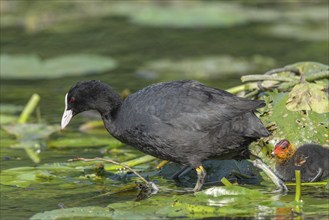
[1,2,329,219]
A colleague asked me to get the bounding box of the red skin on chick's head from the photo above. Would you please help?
[272,139,296,164]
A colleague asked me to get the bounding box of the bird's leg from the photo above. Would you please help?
[310,168,323,182]
[170,165,191,181]
[252,158,288,192]
[193,165,207,192]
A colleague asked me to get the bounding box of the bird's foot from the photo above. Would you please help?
[193,165,207,192]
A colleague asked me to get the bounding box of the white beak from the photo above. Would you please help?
[61,93,73,129]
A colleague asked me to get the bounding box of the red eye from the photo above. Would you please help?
[69,97,75,103]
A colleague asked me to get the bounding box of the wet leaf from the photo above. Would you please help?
[109,2,249,28]
[137,55,275,80]
[0,165,77,188]
[197,185,264,198]
[0,104,23,114]
[2,123,59,140]
[47,137,123,149]
[30,206,111,219]
[0,104,23,124]
[0,114,18,124]
[259,91,329,146]
[286,83,329,113]
[2,124,59,162]
[268,24,328,41]
[0,54,118,79]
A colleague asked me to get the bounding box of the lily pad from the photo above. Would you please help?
[0,165,78,188]
[0,104,23,114]
[0,114,18,124]
[137,55,276,80]
[108,2,328,29]
[109,2,249,28]
[260,91,329,146]
[286,83,329,113]
[31,185,291,219]
[0,54,118,79]
[267,23,328,41]
[2,123,59,140]
[197,185,264,198]
[2,123,60,163]
[30,206,112,220]
[47,137,124,149]
[0,104,23,124]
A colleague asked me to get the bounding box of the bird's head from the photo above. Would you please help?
[272,139,296,163]
[61,80,121,129]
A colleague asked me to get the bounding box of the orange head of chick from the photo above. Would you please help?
[272,139,296,164]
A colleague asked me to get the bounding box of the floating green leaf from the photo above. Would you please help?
[2,123,59,163]
[0,104,23,124]
[2,123,59,140]
[0,165,77,188]
[267,24,328,41]
[0,114,18,124]
[31,186,284,219]
[196,186,264,198]
[286,83,329,113]
[108,2,328,29]
[0,54,118,79]
[109,2,249,28]
[48,137,123,149]
[137,55,275,80]
[260,91,329,146]
[30,206,111,220]
[0,104,23,114]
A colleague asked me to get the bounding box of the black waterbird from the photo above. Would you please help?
[61,80,287,192]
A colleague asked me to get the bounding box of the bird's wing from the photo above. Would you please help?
[127,80,265,132]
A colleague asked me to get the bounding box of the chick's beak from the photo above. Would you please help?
[61,93,73,129]
[271,151,275,158]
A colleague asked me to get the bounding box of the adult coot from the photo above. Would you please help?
[61,80,285,191]
[272,139,329,182]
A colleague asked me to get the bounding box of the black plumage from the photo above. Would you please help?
[61,80,271,191]
[273,140,329,182]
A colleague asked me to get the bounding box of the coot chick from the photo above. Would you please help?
[272,139,329,182]
[61,80,283,191]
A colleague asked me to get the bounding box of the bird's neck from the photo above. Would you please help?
[96,89,122,117]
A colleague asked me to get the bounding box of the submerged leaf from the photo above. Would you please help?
[286,83,329,113]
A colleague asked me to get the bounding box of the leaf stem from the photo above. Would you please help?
[221,177,233,186]
[18,93,40,124]
[241,75,296,83]
[295,170,301,202]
